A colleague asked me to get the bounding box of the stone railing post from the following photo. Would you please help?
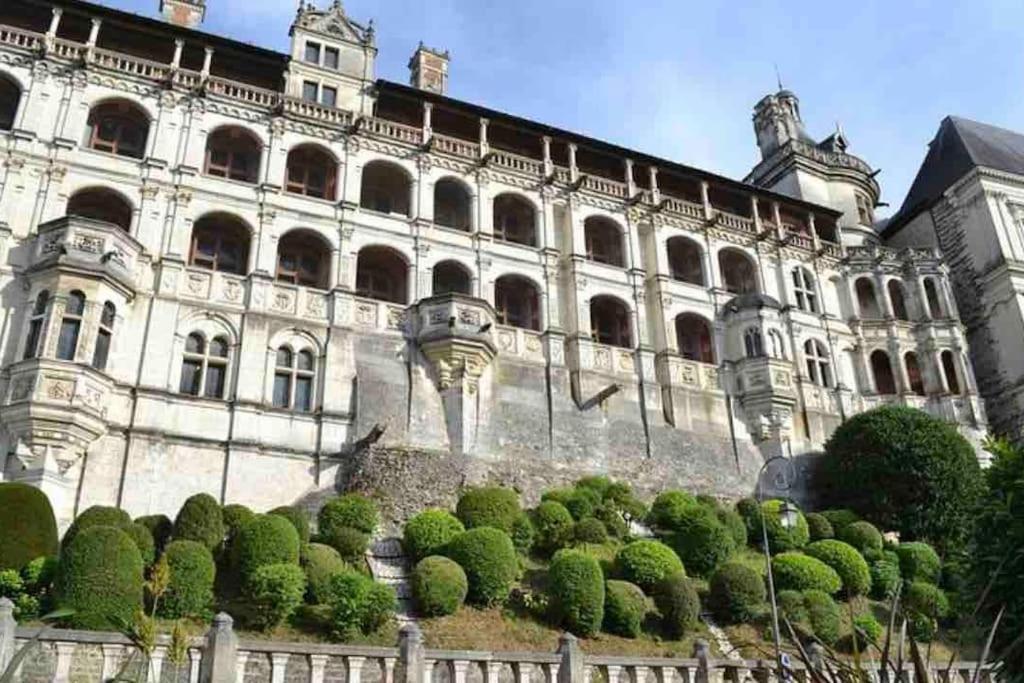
[807,643,824,675]
[200,613,238,683]
[397,623,426,683]
[692,639,711,683]
[0,597,16,673]
[557,632,584,683]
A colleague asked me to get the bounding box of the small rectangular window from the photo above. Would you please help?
[56,320,80,361]
[24,320,42,360]
[93,330,111,371]
[321,86,337,108]
[180,360,202,395]
[273,373,291,408]
[304,42,321,64]
[295,376,313,412]
[302,81,319,103]
[205,363,226,399]
[324,47,339,69]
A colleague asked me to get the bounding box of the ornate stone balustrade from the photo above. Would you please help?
[657,355,721,393]
[33,216,144,290]
[492,326,548,364]
[352,296,408,334]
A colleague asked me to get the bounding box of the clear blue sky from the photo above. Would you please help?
[103,0,1024,217]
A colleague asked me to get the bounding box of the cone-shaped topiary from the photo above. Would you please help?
[411,556,468,617]
[403,509,465,562]
[0,483,58,571]
[63,505,131,549]
[159,539,215,618]
[549,549,605,636]
[456,486,521,533]
[443,527,518,606]
[173,493,226,550]
[55,525,144,629]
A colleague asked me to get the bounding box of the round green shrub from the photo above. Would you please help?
[159,540,215,619]
[563,487,601,521]
[603,580,647,638]
[615,540,685,591]
[403,509,465,562]
[648,490,698,529]
[897,542,941,584]
[232,514,300,581]
[0,569,23,599]
[243,562,306,631]
[910,614,937,642]
[771,553,842,594]
[905,581,949,619]
[576,476,614,496]
[303,543,347,604]
[411,556,467,617]
[708,562,766,623]
[327,568,396,638]
[135,514,173,555]
[0,484,59,571]
[268,506,310,544]
[806,540,871,596]
[776,589,808,625]
[21,556,57,593]
[548,549,605,636]
[735,497,763,540]
[63,505,131,549]
[870,559,901,600]
[456,486,521,533]
[574,518,609,545]
[805,513,834,542]
[322,526,369,567]
[839,521,884,555]
[511,512,535,554]
[804,589,841,645]
[319,494,379,536]
[533,501,575,555]
[670,506,736,577]
[221,505,255,539]
[653,572,700,638]
[819,509,860,535]
[760,500,810,553]
[716,508,748,548]
[852,613,883,650]
[124,523,156,566]
[444,527,518,606]
[173,493,226,550]
[595,503,629,539]
[55,526,144,630]
[822,405,984,549]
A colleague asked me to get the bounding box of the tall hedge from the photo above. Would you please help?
[63,505,131,549]
[159,540,215,618]
[403,509,465,562]
[455,486,521,533]
[0,483,58,571]
[55,526,144,629]
[173,493,226,550]
[444,527,518,606]
[232,514,300,580]
[548,549,605,636]
[822,405,984,548]
[318,494,379,536]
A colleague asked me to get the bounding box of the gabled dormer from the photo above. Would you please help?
[288,1,377,116]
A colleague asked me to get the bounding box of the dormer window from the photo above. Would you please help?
[305,42,321,64]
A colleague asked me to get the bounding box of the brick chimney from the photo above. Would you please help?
[409,42,449,95]
[160,0,206,29]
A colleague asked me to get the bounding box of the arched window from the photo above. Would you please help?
[92,302,116,371]
[904,352,925,396]
[855,278,881,318]
[23,290,49,360]
[675,313,715,364]
[767,329,786,359]
[804,339,831,387]
[0,75,20,131]
[189,214,251,275]
[941,350,962,394]
[360,161,411,216]
[286,145,337,200]
[667,237,704,286]
[584,217,625,267]
[86,100,148,158]
[719,249,758,295]
[355,246,408,304]
[870,350,896,395]
[56,290,86,361]
[924,278,944,318]
[67,187,133,232]
[434,178,471,231]
[495,275,540,330]
[792,267,817,313]
[276,230,328,289]
[432,260,471,296]
[273,346,315,412]
[887,280,909,321]
[743,328,764,358]
[180,333,229,398]
[493,194,536,246]
[590,296,631,348]
[205,127,261,183]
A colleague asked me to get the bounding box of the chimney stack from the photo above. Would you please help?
[160,0,206,29]
[409,42,449,96]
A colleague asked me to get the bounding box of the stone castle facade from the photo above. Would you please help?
[0,0,987,530]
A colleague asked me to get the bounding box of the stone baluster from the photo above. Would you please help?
[270,654,290,683]
[101,643,125,681]
[604,665,622,683]
[0,598,15,674]
[54,642,76,683]
[236,652,250,683]
[149,645,167,683]
[513,663,534,683]
[384,657,397,683]
[452,660,471,683]
[309,654,329,683]
[656,666,677,683]
[423,659,436,683]
[544,662,561,683]
[348,656,366,683]
[485,661,503,683]
[191,647,208,683]
[632,666,651,683]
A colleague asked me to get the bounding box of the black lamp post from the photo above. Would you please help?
[757,456,799,680]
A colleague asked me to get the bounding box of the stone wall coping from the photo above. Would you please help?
[236,640,398,657]
[424,649,560,664]
[583,655,702,668]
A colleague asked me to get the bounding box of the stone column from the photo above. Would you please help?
[0,598,15,674]
[700,181,712,221]
[199,613,239,683]
[396,623,425,683]
[556,633,583,683]
[692,640,711,683]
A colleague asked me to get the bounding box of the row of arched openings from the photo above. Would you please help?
[869,349,962,395]
[856,277,946,320]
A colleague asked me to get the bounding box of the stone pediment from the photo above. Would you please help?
[294,1,374,46]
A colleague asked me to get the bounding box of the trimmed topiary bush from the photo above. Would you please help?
[735,497,763,540]
[173,493,226,550]
[55,525,144,630]
[63,505,131,549]
[806,540,871,596]
[411,556,467,617]
[822,405,984,549]
[615,540,685,591]
[319,494,379,536]
[905,581,949,619]
[124,523,156,566]
[456,486,521,533]
[533,501,575,555]
[303,543,347,604]
[403,509,465,562]
[444,527,518,606]
[670,506,736,577]
[776,589,808,625]
[21,556,57,594]
[268,506,310,544]
[897,542,941,584]
[716,508,748,548]
[603,580,647,638]
[804,589,841,645]
[870,559,901,600]
[135,514,173,556]
[805,513,834,542]
[574,518,609,545]
[232,514,301,581]
[243,563,306,631]
[819,509,860,535]
[159,540,216,619]
[327,568,396,638]
[322,526,369,567]
[221,505,255,539]
[771,553,842,594]
[839,521,884,555]
[511,512,535,554]
[0,484,59,571]
[653,572,700,638]
[648,490,698,530]
[548,549,605,636]
[708,562,766,623]
[760,500,809,553]
[852,613,883,650]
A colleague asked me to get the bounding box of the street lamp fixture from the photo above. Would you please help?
[778,500,800,530]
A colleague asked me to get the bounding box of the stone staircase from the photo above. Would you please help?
[366,537,414,623]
